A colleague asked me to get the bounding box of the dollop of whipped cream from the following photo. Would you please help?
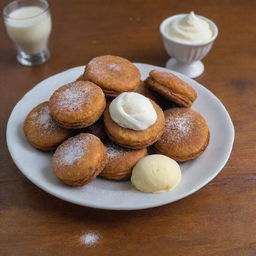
[167,11,213,43]
[109,92,157,131]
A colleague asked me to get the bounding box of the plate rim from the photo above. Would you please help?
[6,63,235,210]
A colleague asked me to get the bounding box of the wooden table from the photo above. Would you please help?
[1,0,255,255]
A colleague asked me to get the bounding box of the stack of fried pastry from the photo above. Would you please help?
[23,55,209,187]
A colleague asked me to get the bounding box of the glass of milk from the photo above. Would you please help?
[3,0,51,66]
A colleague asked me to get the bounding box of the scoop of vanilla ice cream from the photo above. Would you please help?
[109,92,157,131]
[131,154,181,193]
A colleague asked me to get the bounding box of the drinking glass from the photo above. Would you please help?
[3,0,51,66]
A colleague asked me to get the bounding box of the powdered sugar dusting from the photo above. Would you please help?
[56,84,93,111]
[164,112,193,142]
[54,134,92,165]
[32,105,58,130]
[107,63,120,71]
[106,142,129,159]
[88,58,121,78]
[88,58,103,75]
[171,116,191,134]
[80,231,100,247]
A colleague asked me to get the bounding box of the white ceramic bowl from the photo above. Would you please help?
[160,14,218,78]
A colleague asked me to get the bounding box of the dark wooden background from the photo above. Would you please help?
[1,0,256,255]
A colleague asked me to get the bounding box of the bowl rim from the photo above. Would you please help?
[160,13,218,46]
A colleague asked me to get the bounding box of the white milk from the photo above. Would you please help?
[5,6,51,55]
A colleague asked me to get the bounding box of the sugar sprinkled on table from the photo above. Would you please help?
[80,231,100,247]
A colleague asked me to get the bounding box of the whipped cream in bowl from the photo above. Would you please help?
[166,11,213,44]
[159,11,218,78]
[109,92,157,131]
[161,11,218,45]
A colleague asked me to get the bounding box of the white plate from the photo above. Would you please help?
[6,64,234,210]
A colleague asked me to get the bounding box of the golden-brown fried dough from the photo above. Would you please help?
[23,102,74,151]
[83,55,141,97]
[52,133,107,186]
[100,141,147,180]
[49,81,106,129]
[80,117,107,141]
[145,70,197,107]
[135,80,160,103]
[104,100,165,149]
[153,108,209,162]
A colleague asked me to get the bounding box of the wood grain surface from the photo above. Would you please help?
[1,0,256,255]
